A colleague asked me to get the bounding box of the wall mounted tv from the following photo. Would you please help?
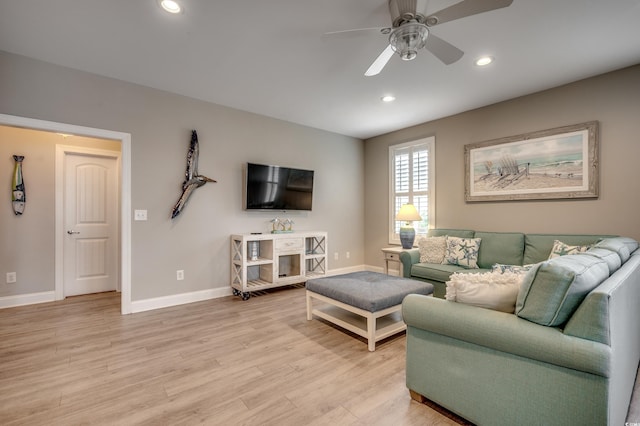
[244,163,314,211]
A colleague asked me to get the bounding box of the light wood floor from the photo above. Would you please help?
[2,288,638,425]
[0,287,469,426]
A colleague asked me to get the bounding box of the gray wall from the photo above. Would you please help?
[0,51,364,301]
[364,65,640,269]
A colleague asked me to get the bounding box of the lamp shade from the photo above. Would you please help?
[396,204,422,249]
[395,204,422,222]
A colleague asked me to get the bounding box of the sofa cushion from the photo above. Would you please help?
[428,228,475,238]
[442,236,482,269]
[593,237,638,263]
[418,236,447,263]
[583,247,622,274]
[523,234,614,265]
[445,270,525,313]
[475,232,525,268]
[547,239,592,259]
[411,262,468,283]
[515,254,610,326]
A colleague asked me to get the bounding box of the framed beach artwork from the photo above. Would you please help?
[465,121,599,202]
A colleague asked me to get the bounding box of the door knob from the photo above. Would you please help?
[67,230,80,235]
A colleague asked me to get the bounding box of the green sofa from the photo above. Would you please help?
[399,229,615,298]
[400,229,640,425]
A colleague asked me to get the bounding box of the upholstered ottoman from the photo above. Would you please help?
[306,271,433,351]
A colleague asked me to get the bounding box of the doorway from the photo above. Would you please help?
[0,113,132,314]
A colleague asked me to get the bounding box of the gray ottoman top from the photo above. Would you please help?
[306,271,433,312]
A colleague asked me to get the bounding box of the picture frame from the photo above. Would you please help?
[464,121,599,202]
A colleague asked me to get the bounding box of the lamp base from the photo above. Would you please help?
[399,226,416,249]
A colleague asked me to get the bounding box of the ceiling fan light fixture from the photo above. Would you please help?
[381,95,396,102]
[389,22,428,62]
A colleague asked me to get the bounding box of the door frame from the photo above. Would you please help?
[56,145,121,299]
[0,113,132,314]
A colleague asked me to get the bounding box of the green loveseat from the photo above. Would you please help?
[400,230,640,425]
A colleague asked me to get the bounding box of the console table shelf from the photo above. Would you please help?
[231,232,327,300]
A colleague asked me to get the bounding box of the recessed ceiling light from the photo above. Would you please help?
[381,95,396,103]
[475,56,494,67]
[159,0,182,14]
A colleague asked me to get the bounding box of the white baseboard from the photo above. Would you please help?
[0,267,388,313]
[130,287,233,313]
[326,265,368,276]
[0,291,56,309]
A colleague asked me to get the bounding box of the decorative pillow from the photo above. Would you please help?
[418,236,447,263]
[492,263,534,274]
[515,254,609,326]
[547,240,591,259]
[445,271,525,313]
[442,236,481,269]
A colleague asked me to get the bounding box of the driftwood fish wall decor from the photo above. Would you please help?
[171,130,216,219]
[12,155,26,215]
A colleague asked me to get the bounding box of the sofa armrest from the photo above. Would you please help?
[402,294,611,377]
[399,249,420,278]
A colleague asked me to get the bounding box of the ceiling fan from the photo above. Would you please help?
[328,0,513,76]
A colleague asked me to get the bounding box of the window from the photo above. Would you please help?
[389,137,435,245]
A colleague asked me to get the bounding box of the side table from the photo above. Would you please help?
[381,246,411,276]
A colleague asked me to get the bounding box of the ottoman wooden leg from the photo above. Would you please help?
[367,312,376,351]
[306,291,313,321]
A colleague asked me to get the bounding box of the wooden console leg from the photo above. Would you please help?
[409,389,427,403]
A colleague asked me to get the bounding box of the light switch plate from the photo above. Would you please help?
[134,209,148,221]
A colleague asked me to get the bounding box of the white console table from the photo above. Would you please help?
[230,232,327,300]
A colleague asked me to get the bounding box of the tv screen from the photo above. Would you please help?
[245,163,314,211]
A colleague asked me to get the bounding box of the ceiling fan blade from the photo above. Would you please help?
[323,27,389,38]
[365,44,395,76]
[424,33,464,65]
[426,0,513,26]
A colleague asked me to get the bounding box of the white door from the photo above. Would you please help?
[64,152,119,297]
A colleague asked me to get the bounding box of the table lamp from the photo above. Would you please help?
[396,204,422,249]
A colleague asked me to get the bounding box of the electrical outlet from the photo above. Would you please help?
[176,270,184,280]
[134,209,148,221]
[334,252,339,260]
[346,251,350,259]
[6,272,16,284]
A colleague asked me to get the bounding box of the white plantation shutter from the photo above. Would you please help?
[389,137,435,244]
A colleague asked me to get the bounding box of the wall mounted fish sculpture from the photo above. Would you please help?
[171,130,216,219]
[12,155,26,215]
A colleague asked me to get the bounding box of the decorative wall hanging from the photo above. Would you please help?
[171,130,216,219]
[464,121,599,202]
[11,155,26,215]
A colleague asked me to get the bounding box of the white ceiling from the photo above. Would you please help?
[1,0,639,139]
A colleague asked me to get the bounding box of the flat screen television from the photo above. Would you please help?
[244,163,314,211]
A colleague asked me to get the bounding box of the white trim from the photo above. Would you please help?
[132,266,368,313]
[326,265,366,276]
[0,113,132,314]
[131,287,232,313]
[55,145,122,301]
[388,136,436,245]
[0,292,56,309]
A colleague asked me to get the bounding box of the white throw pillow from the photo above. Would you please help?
[445,271,525,313]
[418,236,447,263]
